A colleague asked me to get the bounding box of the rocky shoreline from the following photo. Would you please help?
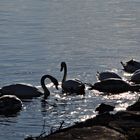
[25,98,140,140]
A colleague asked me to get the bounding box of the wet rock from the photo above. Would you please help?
[26,99,140,140]
[127,98,140,111]
[34,111,140,140]
[95,103,115,114]
[44,126,126,140]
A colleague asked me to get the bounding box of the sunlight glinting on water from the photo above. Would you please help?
[80,114,96,122]
[0,0,140,139]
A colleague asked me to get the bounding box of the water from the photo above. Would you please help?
[0,0,140,139]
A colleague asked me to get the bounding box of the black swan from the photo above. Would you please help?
[0,95,22,115]
[60,62,85,95]
[96,71,122,81]
[121,59,140,73]
[0,75,59,99]
[88,78,140,94]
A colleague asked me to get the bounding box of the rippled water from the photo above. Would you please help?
[0,0,140,139]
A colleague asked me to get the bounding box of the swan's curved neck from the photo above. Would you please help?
[41,75,51,99]
[41,75,58,99]
[61,63,67,83]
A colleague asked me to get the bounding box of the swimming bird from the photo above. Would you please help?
[0,95,22,115]
[96,71,122,81]
[88,78,140,94]
[60,62,85,95]
[0,75,59,99]
[121,59,140,73]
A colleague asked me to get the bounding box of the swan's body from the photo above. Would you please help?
[0,84,42,99]
[121,59,140,73]
[0,75,59,99]
[130,71,140,84]
[89,78,140,94]
[0,95,22,115]
[96,71,122,81]
[60,62,85,95]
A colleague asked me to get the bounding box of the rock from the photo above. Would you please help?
[44,126,126,140]
[25,105,140,140]
[127,98,140,111]
[95,103,115,114]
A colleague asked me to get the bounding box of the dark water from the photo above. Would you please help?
[0,0,140,139]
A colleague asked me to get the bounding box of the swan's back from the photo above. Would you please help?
[127,59,140,67]
[0,95,22,115]
[62,79,85,95]
[63,79,83,87]
[96,71,121,81]
[92,78,131,93]
[1,84,43,98]
[95,79,128,86]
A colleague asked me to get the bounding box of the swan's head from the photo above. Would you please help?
[41,75,59,90]
[51,78,59,90]
[60,61,66,72]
